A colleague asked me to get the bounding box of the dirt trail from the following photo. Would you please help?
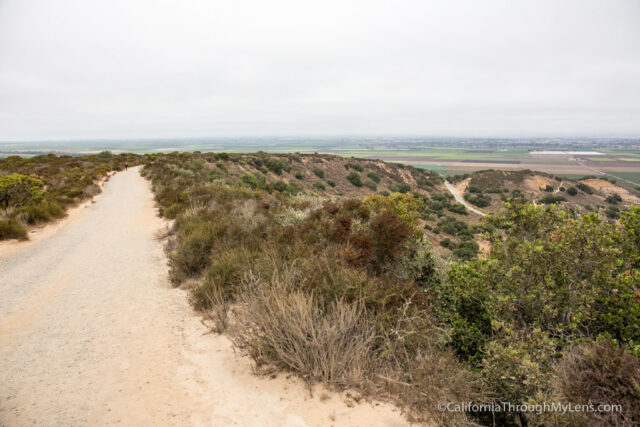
[0,167,409,426]
[444,181,486,217]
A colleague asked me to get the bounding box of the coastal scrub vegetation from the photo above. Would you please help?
[0,152,139,240]
[143,152,640,426]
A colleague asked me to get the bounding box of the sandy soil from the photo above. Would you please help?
[524,175,553,193]
[580,179,640,204]
[0,167,410,426]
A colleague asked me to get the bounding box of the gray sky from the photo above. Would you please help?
[1,0,639,141]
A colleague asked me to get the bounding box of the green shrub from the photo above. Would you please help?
[446,202,468,215]
[464,193,489,207]
[0,174,45,208]
[566,186,578,196]
[345,162,364,172]
[294,172,304,180]
[605,193,622,204]
[313,182,326,191]
[452,241,478,260]
[389,183,411,193]
[170,221,215,284]
[240,173,259,189]
[312,168,325,178]
[538,195,566,204]
[264,157,291,175]
[606,206,620,219]
[0,219,27,240]
[576,183,594,194]
[346,172,362,187]
[327,180,336,187]
[468,185,482,194]
[363,179,377,191]
[367,172,380,183]
[18,201,65,224]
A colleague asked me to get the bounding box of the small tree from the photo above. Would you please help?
[0,174,45,208]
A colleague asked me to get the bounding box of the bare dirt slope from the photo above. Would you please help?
[0,167,408,426]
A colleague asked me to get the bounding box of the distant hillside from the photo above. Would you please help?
[173,151,444,197]
[449,169,640,219]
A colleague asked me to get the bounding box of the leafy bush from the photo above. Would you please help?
[606,206,620,219]
[313,182,326,191]
[0,219,27,240]
[389,183,411,194]
[468,185,482,194]
[364,179,377,191]
[240,173,259,189]
[0,174,45,208]
[345,162,364,172]
[264,157,291,175]
[327,180,336,187]
[446,202,468,215]
[538,194,566,204]
[312,168,325,178]
[576,183,594,194]
[346,172,362,187]
[170,221,215,284]
[294,172,304,180]
[605,193,622,204]
[367,171,380,183]
[566,186,578,196]
[464,193,489,207]
[432,202,640,424]
[452,240,478,260]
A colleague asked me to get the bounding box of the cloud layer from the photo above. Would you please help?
[1,0,639,140]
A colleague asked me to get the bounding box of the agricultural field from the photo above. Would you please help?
[3,138,638,187]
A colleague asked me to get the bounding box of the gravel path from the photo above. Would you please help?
[0,167,408,426]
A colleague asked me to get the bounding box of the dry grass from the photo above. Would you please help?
[230,270,375,386]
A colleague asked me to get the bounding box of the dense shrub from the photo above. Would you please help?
[367,171,380,183]
[389,183,411,193]
[446,202,468,215]
[566,186,578,196]
[345,162,364,172]
[363,179,377,191]
[312,168,324,178]
[264,157,291,175]
[0,174,45,208]
[0,218,27,240]
[0,153,138,240]
[576,182,594,194]
[536,341,640,426]
[605,193,622,204]
[346,172,362,187]
[432,201,640,424]
[464,193,489,207]
[313,182,326,191]
[538,194,566,204]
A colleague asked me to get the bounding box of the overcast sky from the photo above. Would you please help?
[1,0,639,141]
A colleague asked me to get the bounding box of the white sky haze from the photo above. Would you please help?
[0,0,639,140]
